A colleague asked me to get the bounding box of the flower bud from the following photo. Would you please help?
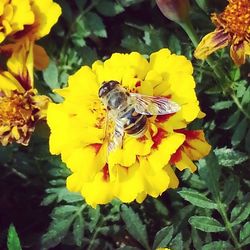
[156,0,190,23]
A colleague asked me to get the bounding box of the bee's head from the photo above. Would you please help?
[98,80,119,98]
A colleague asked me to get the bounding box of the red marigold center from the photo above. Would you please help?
[213,0,250,40]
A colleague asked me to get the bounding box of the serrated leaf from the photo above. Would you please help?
[231,118,248,146]
[198,153,221,198]
[245,128,250,153]
[52,205,78,218]
[211,101,233,111]
[169,233,183,250]
[189,216,225,232]
[221,110,241,130]
[41,194,57,206]
[7,224,22,250]
[214,147,249,167]
[222,176,239,205]
[41,218,73,249]
[42,61,59,90]
[73,215,84,247]
[230,194,250,226]
[178,189,217,209]
[201,241,234,250]
[236,83,246,98]
[240,222,250,246]
[191,228,203,250]
[242,86,250,105]
[152,225,173,249]
[121,205,149,249]
[96,0,124,16]
[85,12,107,37]
[88,206,100,233]
[168,34,181,54]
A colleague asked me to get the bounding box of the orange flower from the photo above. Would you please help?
[0,89,49,146]
[194,0,250,65]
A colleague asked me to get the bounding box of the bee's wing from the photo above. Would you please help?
[108,119,124,153]
[130,93,180,115]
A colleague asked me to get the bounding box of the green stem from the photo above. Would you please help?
[216,199,242,249]
[179,19,250,120]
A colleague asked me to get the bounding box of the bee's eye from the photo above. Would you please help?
[98,86,109,97]
[109,80,119,87]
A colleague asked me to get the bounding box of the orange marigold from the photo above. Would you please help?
[194,0,250,65]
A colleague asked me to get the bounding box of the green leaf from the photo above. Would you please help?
[168,34,181,54]
[96,0,124,16]
[178,189,217,209]
[41,194,57,206]
[242,86,250,106]
[189,216,225,232]
[231,118,248,146]
[41,218,73,249]
[7,224,22,250]
[88,206,100,233]
[230,194,250,226]
[211,101,233,111]
[198,153,221,198]
[191,228,203,250]
[85,12,107,37]
[42,61,59,90]
[121,205,149,249]
[169,233,183,250]
[222,176,239,205]
[214,147,249,167]
[52,205,78,218]
[152,225,173,249]
[201,241,234,250]
[240,222,250,246]
[81,46,98,66]
[221,110,241,130]
[245,127,250,153]
[73,215,84,247]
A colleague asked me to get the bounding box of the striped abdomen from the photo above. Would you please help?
[120,106,147,137]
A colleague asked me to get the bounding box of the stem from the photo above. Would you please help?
[179,19,250,120]
[216,199,242,249]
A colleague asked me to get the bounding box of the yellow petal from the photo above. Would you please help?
[194,29,229,60]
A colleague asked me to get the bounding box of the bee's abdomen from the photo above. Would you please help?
[121,108,147,137]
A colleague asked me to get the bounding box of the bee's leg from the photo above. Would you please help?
[108,122,124,154]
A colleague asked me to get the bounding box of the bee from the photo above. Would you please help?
[98,80,180,153]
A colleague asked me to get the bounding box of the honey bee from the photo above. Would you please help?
[98,80,180,153]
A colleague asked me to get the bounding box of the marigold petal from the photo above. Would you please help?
[230,41,248,65]
[194,29,230,60]
[33,45,49,70]
[147,132,185,172]
[174,151,197,172]
[80,173,115,207]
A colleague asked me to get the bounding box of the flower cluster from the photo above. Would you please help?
[0,0,61,146]
[195,0,250,65]
[47,49,211,207]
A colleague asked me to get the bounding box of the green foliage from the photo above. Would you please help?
[7,224,22,250]
[1,0,250,250]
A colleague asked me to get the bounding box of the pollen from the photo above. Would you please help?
[213,0,250,41]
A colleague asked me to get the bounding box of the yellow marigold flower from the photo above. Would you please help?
[0,0,34,43]
[47,49,210,207]
[194,0,250,65]
[0,89,49,146]
[0,0,61,43]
